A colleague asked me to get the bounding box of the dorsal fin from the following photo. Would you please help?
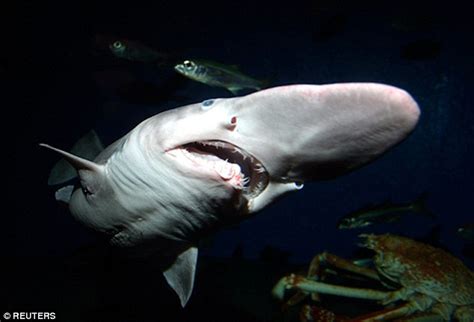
[163,246,198,307]
[40,143,102,172]
[44,130,104,185]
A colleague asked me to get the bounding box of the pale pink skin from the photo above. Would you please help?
[41,83,420,306]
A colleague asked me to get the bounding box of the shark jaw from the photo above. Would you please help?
[166,140,269,199]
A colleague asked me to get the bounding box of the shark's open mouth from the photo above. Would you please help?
[172,140,269,198]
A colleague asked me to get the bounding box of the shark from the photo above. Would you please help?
[40,83,420,306]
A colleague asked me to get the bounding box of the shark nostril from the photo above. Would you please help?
[226,116,238,131]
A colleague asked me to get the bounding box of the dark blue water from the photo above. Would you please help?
[8,1,474,321]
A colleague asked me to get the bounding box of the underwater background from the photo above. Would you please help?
[8,0,474,321]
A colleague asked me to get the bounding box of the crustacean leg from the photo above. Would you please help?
[454,305,474,322]
[348,294,444,322]
[391,313,447,322]
[273,277,448,321]
[300,304,349,322]
[307,252,379,281]
[272,274,389,301]
[282,252,381,306]
[347,304,445,322]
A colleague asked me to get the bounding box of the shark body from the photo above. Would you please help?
[41,83,420,306]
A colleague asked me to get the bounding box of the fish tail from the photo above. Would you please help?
[411,193,436,219]
[228,87,243,95]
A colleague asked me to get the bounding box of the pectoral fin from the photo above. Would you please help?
[55,185,75,203]
[163,246,198,307]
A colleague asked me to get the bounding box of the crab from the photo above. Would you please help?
[272,234,474,321]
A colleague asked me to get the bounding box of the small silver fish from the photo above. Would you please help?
[174,59,267,95]
[109,39,169,65]
[337,194,435,229]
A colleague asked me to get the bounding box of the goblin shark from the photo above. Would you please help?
[41,83,420,306]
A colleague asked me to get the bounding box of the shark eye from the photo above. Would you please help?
[201,99,215,110]
[112,41,123,49]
